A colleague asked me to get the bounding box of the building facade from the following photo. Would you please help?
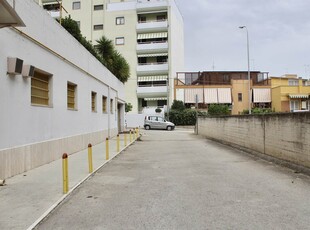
[39,0,184,114]
[271,74,310,112]
[174,71,271,115]
[0,0,125,179]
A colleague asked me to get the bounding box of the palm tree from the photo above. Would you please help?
[95,36,130,83]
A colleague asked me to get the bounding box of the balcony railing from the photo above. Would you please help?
[138,62,167,66]
[136,19,168,32]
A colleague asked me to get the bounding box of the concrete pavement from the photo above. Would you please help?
[0,132,139,230]
[35,129,310,230]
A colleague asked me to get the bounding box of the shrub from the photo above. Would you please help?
[171,100,185,111]
[208,104,230,116]
[155,108,162,113]
[167,109,207,125]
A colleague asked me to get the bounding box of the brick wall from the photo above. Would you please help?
[198,112,310,168]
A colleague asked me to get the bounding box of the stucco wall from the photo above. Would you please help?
[198,112,310,168]
[0,0,125,179]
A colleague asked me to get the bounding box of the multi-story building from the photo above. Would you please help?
[271,74,310,112]
[174,71,271,115]
[38,0,184,114]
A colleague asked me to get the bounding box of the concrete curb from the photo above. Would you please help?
[27,139,138,230]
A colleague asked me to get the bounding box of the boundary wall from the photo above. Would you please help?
[198,112,310,169]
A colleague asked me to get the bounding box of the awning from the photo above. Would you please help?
[185,88,203,103]
[204,88,218,103]
[137,53,168,58]
[253,88,271,103]
[137,32,168,39]
[217,88,232,103]
[138,75,168,82]
[144,97,167,101]
[289,94,309,99]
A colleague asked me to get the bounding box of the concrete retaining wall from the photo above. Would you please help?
[198,112,310,168]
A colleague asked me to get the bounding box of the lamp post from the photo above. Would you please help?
[239,26,251,114]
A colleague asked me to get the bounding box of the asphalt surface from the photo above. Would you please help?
[37,129,310,230]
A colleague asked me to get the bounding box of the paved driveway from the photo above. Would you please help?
[37,128,310,230]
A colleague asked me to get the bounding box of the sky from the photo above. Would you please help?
[175,0,310,79]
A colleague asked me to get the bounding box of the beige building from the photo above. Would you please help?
[38,0,184,114]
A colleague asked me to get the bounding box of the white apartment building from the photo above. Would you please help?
[0,0,125,179]
[39,0,184,114]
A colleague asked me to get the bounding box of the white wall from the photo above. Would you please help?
[0,0,125,179]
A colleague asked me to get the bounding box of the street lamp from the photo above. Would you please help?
[239,26,251,114]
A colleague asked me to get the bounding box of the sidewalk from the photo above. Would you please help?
[0,132,139,230]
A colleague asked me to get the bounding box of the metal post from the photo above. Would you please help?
[88,144,93,173]
[239,26,251,114]
[106,138,109,160]
[62,153,68,194]
[117,134,120,152]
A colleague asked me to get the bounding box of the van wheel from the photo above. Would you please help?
[145,125,150,130]
[167,126,172,131]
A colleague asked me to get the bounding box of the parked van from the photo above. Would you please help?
[144,115,175,131]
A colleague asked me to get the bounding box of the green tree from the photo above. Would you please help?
[60,16,81,41]
[125,103,132,113]
[60,17,130,83]
[95,37,130,83]
[171,100,186,111]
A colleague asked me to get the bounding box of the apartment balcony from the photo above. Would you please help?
[136,20,168,33]
[137,62,169,75]
[136,0,168,12]
[137,41,168,54]
[47,10,60,19]
[137,85,168,98]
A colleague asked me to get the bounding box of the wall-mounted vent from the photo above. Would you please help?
[22,65,35,78]
[7,57,23,75]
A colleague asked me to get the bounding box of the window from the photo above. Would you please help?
[288,79,299,86]
[290,100,299,111]
[115,37,124,45]
[157,56,167,63]
[157,15,166,21]
[93,24,103,30]
[110,98,114,113]
[238,93,242,102]
[138,16,146,23]
[116,17,125,25]
[91,91,97,112]
[67,82,77,110]
[72,1,80,10]
[31,70,51,106]
[94,4,103,10]
[102,96,107,113]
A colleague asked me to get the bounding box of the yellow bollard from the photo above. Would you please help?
[129,130,132,142]
[124,132,127,147]
[88,143,93,173]
[117,134,120,152]
[62,153,69,194]
[106,137,109,160]
[135,127,138,139]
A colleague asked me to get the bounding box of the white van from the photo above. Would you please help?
[144,115,175,131]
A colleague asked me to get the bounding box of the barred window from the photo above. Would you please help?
[102,95,107,113]
[31,70,51,106]
[91,91,97,112]
[67,82,77,110]
[110,98,114,113]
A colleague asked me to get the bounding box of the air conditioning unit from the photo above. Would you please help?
[7,57,23,75]
[22,65,35,78]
